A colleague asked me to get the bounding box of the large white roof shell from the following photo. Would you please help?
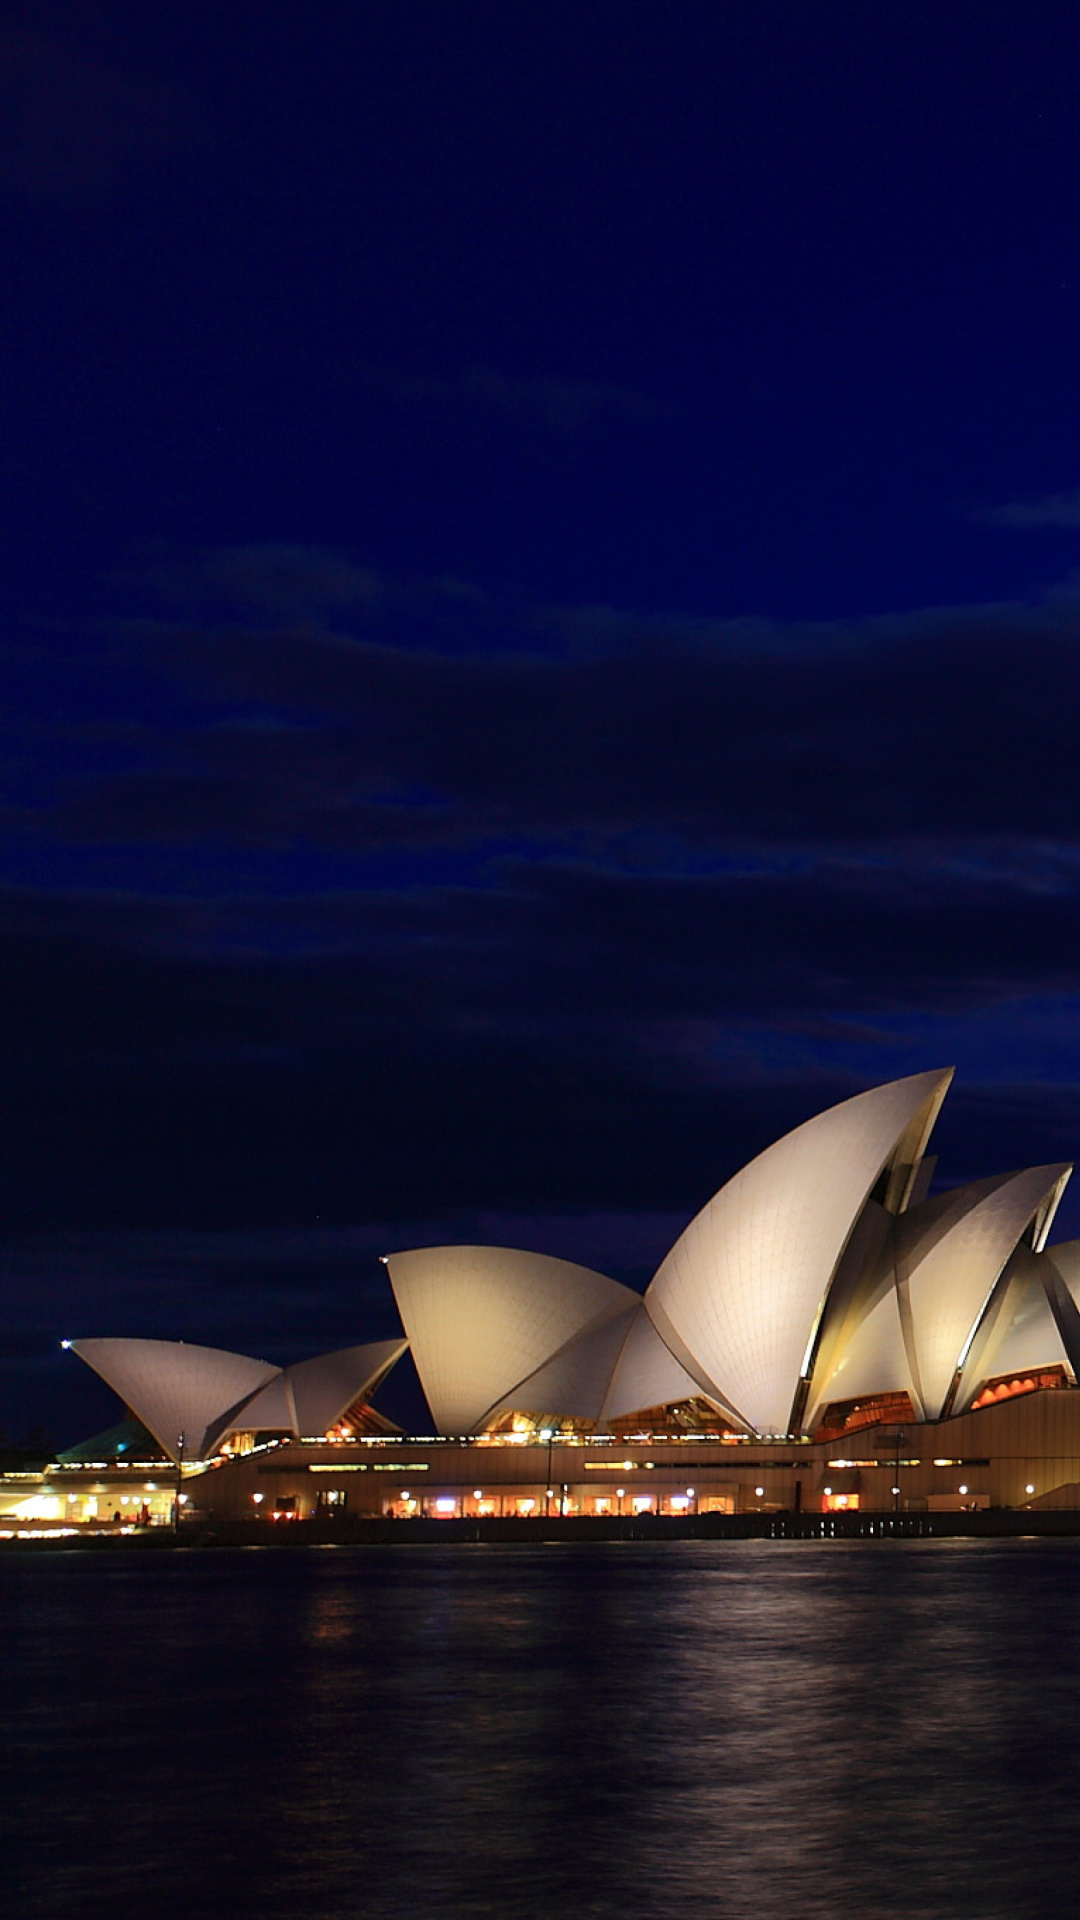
[70,1337,279,1462]
[644,1069,952,1435]
[385,1246,637,1435]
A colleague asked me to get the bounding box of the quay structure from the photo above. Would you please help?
[9,1067,1080,1532]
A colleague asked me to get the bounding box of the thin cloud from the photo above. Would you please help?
[348,361,674,436]
[979,489,1080,529]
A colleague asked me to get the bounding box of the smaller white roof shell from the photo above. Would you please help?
[483,1304,640,1425]
[898,1164,1070,1418]
[237,1339,408,1437]
[70,1336,409,1458]
[803,1283,915,1426]
[385,1245,637,1435]
[70,1338,279,1463]
[600,1306,709,1424]
[951,1246,1073,1412]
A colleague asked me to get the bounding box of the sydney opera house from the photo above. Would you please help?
[10,1066,1080,1528]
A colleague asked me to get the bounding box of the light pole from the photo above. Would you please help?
[541,1428,554,1514]
[174,1431,185,1533]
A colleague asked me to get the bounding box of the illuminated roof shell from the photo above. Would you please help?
[234,1339,409,1437]
[70,1338,279,1463]
[69,1336,409,1459]
[889,1164,1069,1418]
[600,1305,709,1424]
[385,1246,637,1435]
[644,1069,952,1435]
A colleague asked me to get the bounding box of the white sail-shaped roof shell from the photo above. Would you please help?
[385,1246,637,1434]
[950,1246,1074,1413]
[600,1306,710,1424]
[483,1304,640,1425]
[237,1339,408,1437]
[644,1069,952,1435]
[803,1284,915,1427]
[898,1164,1070,1418]
[70,1337,279,1462]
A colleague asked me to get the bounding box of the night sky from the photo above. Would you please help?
[7,3,1080,1445]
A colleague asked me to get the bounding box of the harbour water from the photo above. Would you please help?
[4,1539,1080,1919]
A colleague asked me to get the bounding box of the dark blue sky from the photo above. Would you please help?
[6,3,1080,1443]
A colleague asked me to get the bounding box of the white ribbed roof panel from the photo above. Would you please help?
[287,1338,408,1435]
[233,1340,407,1437]
[70,1338,279,1462]
[803,1286,914,1428]
[385,1246,637,1434]
[223,1370,295,1434]
[904,1164,1071,1418]
[645,1069,951,1435]
[954,1251,1070,1411]
[484,1305,639,1425]
[601,1305,709,1423]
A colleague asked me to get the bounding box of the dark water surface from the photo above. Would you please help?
[4,1539,1080,1919]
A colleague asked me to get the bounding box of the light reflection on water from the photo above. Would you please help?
[5,1540,1080,1919]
